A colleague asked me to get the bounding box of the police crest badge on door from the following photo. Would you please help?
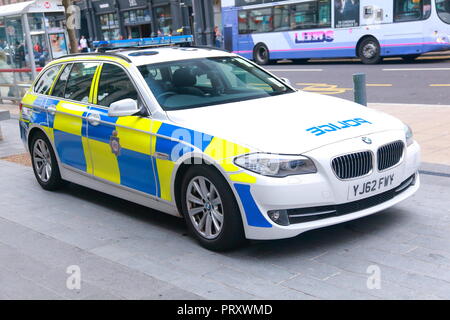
[110,130,121,156]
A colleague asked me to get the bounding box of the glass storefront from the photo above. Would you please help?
[123,9,151,24]
[99,12,120,40]
[155,5,172,35]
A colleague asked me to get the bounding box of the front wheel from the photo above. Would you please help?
[30,131,65,190]
[358,37,382,64]
[253,43,271,65]
[180,165,246,251]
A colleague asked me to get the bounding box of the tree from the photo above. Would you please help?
[62,0,79,54]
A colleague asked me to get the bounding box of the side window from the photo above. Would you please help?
[238,11,249,34]
[34,65,61,95]
[96,63,139,107]
[52,64,72,98]
[394,0,431,22]
[64,62,99,103]
[248,8,273,33]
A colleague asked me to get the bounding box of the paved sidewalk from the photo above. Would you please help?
[0,159,449,299]
[1,102,450,299]
[369,104,450,166]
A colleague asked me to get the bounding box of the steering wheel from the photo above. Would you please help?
[156,91,177,102]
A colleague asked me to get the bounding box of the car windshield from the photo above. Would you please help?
[137,56,294,110]
[436,0,450,24]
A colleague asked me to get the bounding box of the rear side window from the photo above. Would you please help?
[34,65,61,95]
[52,64,72,98]
[64,62,99,103]
[96,63,139,107]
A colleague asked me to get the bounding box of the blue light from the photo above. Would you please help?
[93,35,194,50]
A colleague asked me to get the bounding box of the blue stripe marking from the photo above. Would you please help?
[44,98,59,129]
[33,96,46,107]
[155,139,194,162]
[155,123,213,162]
[53,129,87,172]
[234,183,272,228]
[152,156,161,198]
[87,107,118,143]
[117,149,158,195]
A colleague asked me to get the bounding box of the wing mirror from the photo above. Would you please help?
[108,99,139,117]
[280,77,292,86]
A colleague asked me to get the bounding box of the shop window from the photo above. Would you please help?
[155,5,172,35]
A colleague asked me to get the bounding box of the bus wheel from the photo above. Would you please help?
[402,55,420,63]
[358,37,382,64]
[254,43,271,65]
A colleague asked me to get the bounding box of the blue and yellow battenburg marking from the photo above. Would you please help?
[20,56,269,228]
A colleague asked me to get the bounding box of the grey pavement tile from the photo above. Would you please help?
[203,266,312,299]
[406,235,450,255]
[325,270,439,300]
[282,274,376,300]
[334,246,450,283]
[404,246,450,268]
[0,268,64,300]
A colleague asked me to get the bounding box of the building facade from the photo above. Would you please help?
[75,0,223,45]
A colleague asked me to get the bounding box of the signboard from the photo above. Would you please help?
[117,0,148,10]
[335,0,360,28]
[92,0,116,13]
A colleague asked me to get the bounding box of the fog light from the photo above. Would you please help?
[268,210,290,226]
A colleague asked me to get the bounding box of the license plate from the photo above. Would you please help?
[348,173,395,200]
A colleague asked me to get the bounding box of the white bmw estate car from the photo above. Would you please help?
[19,37,420,250]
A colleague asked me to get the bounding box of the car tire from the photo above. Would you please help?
[358,37,382,64]
[30,131,65,191]
[180,165,246,251]
[253,43,271,65]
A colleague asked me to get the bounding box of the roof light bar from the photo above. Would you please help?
[93,35,194,50]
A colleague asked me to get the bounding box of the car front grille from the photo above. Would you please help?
[331,151,372,180]
[377,140,404,171]
[288,174,416,224]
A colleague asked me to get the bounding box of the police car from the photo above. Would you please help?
[19,36,420,250]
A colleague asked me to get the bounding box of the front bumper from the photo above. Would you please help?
[235,131,421,240]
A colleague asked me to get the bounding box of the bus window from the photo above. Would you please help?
[436,0,450,24]
[394,0,431,22]
[248,8,273,33]
[291,2,319,30]
[291,0,331,30]
[318,0,332,27]
[273,5,290,31]
[238,11,249,34]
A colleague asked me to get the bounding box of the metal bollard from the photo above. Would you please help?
[353,73,367,106]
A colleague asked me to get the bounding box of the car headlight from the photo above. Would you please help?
[234,153,317,177]
[404,124,414,147]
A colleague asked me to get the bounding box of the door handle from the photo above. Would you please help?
[87,113,101,126]
[47,105,56,115]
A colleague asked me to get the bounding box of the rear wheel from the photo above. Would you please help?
[30,131,64,190]
[253,43,271,65]
[180,165,246,251]
[358,37,382,64]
